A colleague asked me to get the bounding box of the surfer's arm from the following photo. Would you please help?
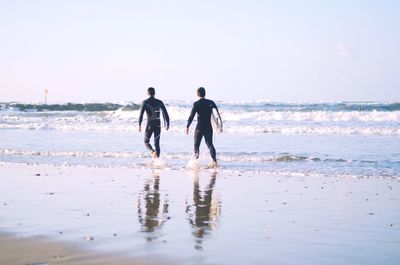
[186,103,197,134]
[161,102,170,130]
[187,103,196,128]
[138,101,146,128]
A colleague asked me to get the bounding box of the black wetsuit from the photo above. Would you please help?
[187,98,220,162]
[139,96,170,157]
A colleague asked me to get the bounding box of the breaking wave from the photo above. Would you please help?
[1,101,399,136]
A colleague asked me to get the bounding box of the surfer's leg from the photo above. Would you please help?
[144,125,155,154]
[193,129,203,159]
[204,129,216,162]
[153,127,161,157]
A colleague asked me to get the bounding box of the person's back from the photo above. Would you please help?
[186,87,222,167]
[140,96,168,128]
[139,87,169,158]
[191,98,217,130]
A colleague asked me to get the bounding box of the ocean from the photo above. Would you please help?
[1,100,400,265]
[1,101,399,178]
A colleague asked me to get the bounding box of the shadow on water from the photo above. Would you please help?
[137,170,169,241]
[186,170,221,250]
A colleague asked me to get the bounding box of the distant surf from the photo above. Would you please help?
[0,102,141,112]
[0,101,399,136]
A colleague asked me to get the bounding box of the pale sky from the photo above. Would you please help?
[0,0,399,103]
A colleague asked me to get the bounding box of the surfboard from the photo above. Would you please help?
[211,108,223,133]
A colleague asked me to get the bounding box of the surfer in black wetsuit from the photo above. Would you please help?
[186,87,221,167]
[139,87,170,158]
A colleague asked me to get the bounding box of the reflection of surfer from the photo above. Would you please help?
[139,87,170,158]
[137,171,169,235]
[186,171,220,250]
[186,87,222,167]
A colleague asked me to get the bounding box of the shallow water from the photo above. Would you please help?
[0,128,399,178]
[1,101,399,178]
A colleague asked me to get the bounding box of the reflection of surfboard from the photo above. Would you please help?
[211,108,223,133]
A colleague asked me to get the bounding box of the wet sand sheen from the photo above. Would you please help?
[0,163,399,265]
[0,232,166,265]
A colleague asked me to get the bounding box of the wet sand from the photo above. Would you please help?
[0,232,163,265]
[0,163,399,265]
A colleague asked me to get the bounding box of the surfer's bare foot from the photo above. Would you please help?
[207,161,218,169]
[151,151,158,158]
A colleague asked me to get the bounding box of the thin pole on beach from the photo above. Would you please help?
[44,89,48,119]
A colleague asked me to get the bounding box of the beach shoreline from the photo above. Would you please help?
[1,162,399,265]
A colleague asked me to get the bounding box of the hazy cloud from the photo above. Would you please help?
[336,43,351,58]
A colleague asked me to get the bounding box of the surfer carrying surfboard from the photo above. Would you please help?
[186,87,223,168]
[139,87,170,158]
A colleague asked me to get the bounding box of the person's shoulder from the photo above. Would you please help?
[147,96,159,104]
[206,98,216,106]
[141,99,148,105]
[155,98,166,106]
